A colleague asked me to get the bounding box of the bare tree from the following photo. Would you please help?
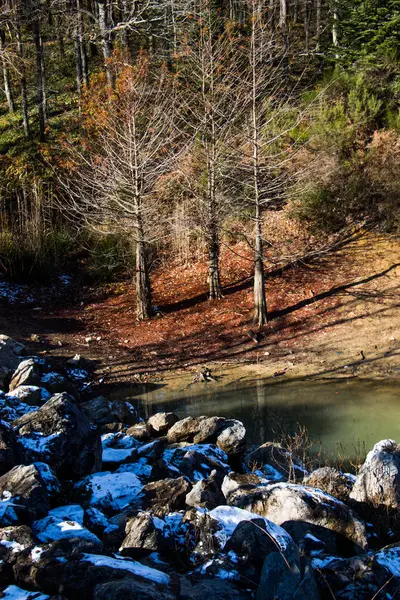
[61,58,182,320]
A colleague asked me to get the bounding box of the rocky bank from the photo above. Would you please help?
[0,334,399,599]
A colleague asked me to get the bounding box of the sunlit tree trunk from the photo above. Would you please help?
[0,29,15,113]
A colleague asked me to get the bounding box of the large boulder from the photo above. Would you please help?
[186,470,225,509]
[0,420,21,475]
[119,512,163,558]
[141,477,191,517]
[80,396,137,428]
[163,444,230,482]
[373,543,400,596]
[314,555,380,600]
[350,440,400,512]
[0,335,25,373]
[13,393,101,480]
[75,471,142,514]
[93,577,177,600]
[256,541,320,600]
[216,420,246,456]
[9,359,41,392]
[227,482,368,553]
[0,463,60,525]
[181,576,252,599]
[304,467,354,503]
[244,442,307,482]
[148,413,179,436]
[166,417,206,444]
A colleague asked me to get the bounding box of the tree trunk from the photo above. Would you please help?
[33,18,46,141]
[316,0,322,50]
[0,30,15,113]
[16,20,29,138]
[135,231,153,321]
[208,224,222,300]
[98,0,115,87]
[251,0,267,326]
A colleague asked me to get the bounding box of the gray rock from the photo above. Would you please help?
[192,416,227,444]
[216,419,246,455]
[40,372,68,394]
[0,335,25,373]
[148,412,179,436]
[126,422,152,442]
[120,512,162,558]
[13,393,102,480]
[373,543,400,594]
[256,541,320,600]
[350,439,400,511]
[6,386,44,406]
[80,396,136,427]
[227,482,368,552]
[0,463,60,525]
[186,470,225,509]
[315,555,379,600]
[221,472,269,501]
[166,416,206,444]
[9,359,40,392]
[181,577,252,600]
[93,577,177,600]
[142,477,191,517]
[244,442,307,482]
[305,467,354,503]
[0,420,21,475]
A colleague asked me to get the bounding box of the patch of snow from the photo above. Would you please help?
[75,471,142,512]
[0,282,35,305]
[208,505,292,551]
[163,444,229,471]
[0,539,26,553]
[40,372,65,385]
[48,504,84,524]
[31,546,44,562]
[85,507,109,528]
[116,458,152,481]
[102,448,135,464]
[80,553,170,585]
[19,432,62,456]
[34,463,60,493]
[375,546,400,577]
[312,555,344,570]
[1,585,50,600]
[0,493,19,525]
[33,515,101,545]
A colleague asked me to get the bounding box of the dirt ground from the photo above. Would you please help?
[1,229,399,387]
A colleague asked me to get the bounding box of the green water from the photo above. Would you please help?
[119,377,400,461]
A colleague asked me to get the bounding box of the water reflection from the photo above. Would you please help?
[114,378,400,461]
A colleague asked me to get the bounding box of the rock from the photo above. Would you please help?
[74,471,142,514]
[315,555,379,600]
[0,420,21,475]
[163,444,230,482]
[32,514,102,547]
[141,477,191,517]
[6,386,47,406]
[137,438,168,461]
[21,551,175,598]
[120,512,163,558]
[126,423,152,442]
[9,359,40,392]
[244,442,307,482]
[227,482,368,553]
[216,420,246,455]
[221,472,269,501]
[84,507,109,538]
[256,542,320,600]
[373,543,400,594]
[0,464,60,525]
[1,586,51,599]
[192,417,228,444]
[304,467,354,503]
[13,393,101,480]
[0,525,35,581]
[166,417,206,444]
[0,335,25,373]
[186,470,225,509]
[80,396,137,428]
[181,576,252,599]
[93,577,177,600]
[40,372,67,394]
[350,439,400,512]
[148,412,179,436]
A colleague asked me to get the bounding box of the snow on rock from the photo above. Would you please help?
[208,505,292,551]
[116,458,152,481]
[80,553,171,585]
[32,515,101,545]
[75,471,142,513]
[0,585,50,600]
[47,504,84,524]
[374,544,400,577]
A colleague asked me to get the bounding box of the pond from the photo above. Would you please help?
[115,373,400,464]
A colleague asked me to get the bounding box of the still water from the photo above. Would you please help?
[119,376,400,462]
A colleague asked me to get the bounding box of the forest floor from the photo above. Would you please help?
[1,228,399,388]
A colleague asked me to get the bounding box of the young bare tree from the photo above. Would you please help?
[61,57,182,320]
